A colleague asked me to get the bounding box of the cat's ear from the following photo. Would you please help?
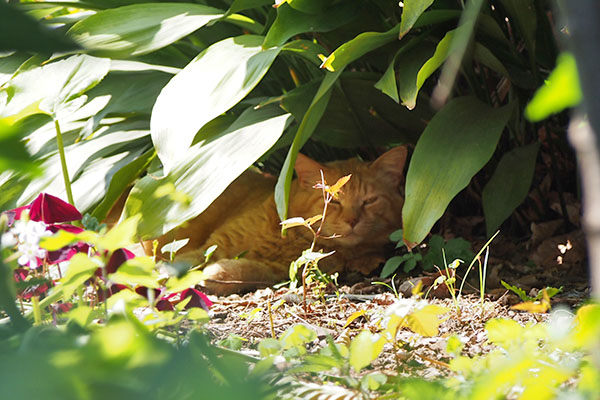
[295,153,327,187]
[371,146,408,184]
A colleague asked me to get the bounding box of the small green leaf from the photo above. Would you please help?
[161,238,190,255]
[360,372,387,391]
[525,53,582,121]
[500,280,530,302]
[258,338,281,357]
[97,216,139,252]
[485,318,524,345]
[400,0,435,38]
[280,324,317,349]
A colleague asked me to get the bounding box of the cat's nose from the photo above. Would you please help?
[346,218,357,228]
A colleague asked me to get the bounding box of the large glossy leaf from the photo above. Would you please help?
[403,97,512,247]
[0,2,80,53]
[482,142,539,237]
[1,55,110,121]
[151,35,281,175]
[263,2,359,49]
[68,3,224,57]
[399,0,435,38]
[226,0,272,15]
[274,69,342,221]
[124,107,293,239]
[319,24,400,72]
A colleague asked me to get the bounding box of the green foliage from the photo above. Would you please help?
[0,0,565,247]
[382,229,473,277]
[500,280,563,302]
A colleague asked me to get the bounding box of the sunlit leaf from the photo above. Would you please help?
[402,304,449,336]
[326,174,351,198]
[349,330,376,372]
[97,216,139,252]
[108,256,160,288]
[161,238,190,255]
[525,53,582,121]
[126,106,292,239]
[485,318,523,345]
[151,35,281,175]
[59,253,99,300]
[68,3,224,57]
[165,270,206,293]
[343,310,366,329]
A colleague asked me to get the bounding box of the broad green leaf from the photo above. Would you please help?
[108,257,160,288]
[320,24,400,72]
[0,2,80,53]
[59,253,99,300]
[263,2,358,49]
[403,97,512,246]
[226,0,272,16]
[1,54,110,120]
[400,28,458,110]
[482,142,539,237]
[91,148,155,222]
[284,0,325,14]
[349,330,376,372]
[68,3,224,57]
[0,119,41,176]
[402,305,449,337]
[15,127,150,214]
[126,106,292,239]
[525,53,581,121]
[151,35,281,175]
[275,69,342,221]
[400,0,435,38]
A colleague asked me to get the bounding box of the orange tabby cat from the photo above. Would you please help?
[155,146,407,295]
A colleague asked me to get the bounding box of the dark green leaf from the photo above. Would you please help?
[482,142,539,237]
[403,97,512,246]
[400,0,435,38]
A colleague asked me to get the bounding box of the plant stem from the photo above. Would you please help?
[54,119,75,207]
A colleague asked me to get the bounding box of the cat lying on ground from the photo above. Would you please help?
[150,147,408,295]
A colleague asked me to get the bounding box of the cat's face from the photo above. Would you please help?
[291,147,407,248]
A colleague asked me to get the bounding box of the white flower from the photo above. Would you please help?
[9,220,52,269]
[17,241,47,269]
[1,232,17,249]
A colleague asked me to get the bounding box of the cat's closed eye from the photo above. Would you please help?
[363,196,378,206]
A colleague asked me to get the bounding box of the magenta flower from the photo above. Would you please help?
[6,193,82,225]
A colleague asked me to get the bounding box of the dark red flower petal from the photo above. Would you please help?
[28,193,82,224]
[13,268,29,282]
[180,288,212,311]
[156,299,174,311]
[47,242,90,265]
[3,205,29,225]
[105,248,135,274]
[51,303,73,313]
[47,224,85,234]
[135,286,161,299]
